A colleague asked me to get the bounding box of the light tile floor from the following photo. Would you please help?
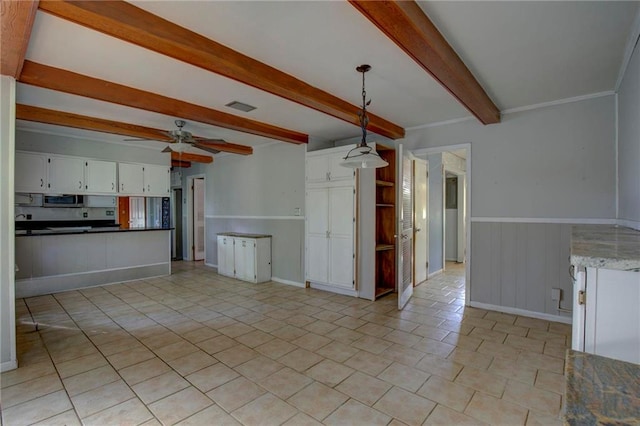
[1,262,570,426]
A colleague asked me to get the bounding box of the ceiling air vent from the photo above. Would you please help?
[225,101,257,113]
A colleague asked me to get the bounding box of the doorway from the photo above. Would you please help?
[411,144,471,305]
[186,175,205,261]
[171,188,183,260]
[413,159,429,286]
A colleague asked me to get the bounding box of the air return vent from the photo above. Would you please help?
[225,101,256,113]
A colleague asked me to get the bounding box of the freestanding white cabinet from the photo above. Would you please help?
[305,146,356,295]
[217,233,271,283]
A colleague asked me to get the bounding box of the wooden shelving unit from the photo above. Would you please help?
[374,145,396,299]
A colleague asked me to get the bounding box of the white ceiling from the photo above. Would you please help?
[15,1,640,152]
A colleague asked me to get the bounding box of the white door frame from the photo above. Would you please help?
[413,159,429,285]
[411,143,472,305]
[186,174,206,262]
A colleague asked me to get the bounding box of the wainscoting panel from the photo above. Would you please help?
[471,222,573,320]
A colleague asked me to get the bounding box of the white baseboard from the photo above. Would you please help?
[1,359,18,372]
[205,262,217,269]
[468,301,572,325]
[617,219,640,231]
[309,282,358,297]
[271,277,305,288]
[428,269,443,279]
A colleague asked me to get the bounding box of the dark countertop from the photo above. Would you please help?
[564,349,640,425]
[16,226,172,237]
[217,232,272,239]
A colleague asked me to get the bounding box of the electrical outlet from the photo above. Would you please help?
[551,288,561,301]
[83,212,88,218]
[26,214,32,220]
[106,210,114,216]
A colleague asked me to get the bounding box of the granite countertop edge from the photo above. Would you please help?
[570,225,640,270]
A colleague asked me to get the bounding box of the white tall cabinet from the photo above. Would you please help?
[305,146,357,295]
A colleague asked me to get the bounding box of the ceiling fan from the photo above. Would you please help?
[126,119,223,155]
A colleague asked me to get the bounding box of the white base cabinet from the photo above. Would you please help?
[572,266,640,364]
[217,234,271,283]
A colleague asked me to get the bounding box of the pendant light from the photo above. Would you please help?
[340,64,388,169]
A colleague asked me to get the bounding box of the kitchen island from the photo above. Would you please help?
[15,226,171,298]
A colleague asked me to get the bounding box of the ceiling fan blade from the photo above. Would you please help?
[124,137,161,142]
[195,140,253,155]
[192,143,221,155]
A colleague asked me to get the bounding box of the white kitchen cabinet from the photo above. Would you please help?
[118,163,145,195]
[84,195,117,207]
[306,147,355,184]
[305,185,355,291]
[15,151,47,193]
[144,164,170,196]
[85,160,117,194]
[573,266,640,364]
[217,235,235,278]
[47,155,85,194]
[217,234,271,283]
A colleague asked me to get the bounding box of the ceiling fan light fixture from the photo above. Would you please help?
[341,64,388,169]
[225,101,257,113]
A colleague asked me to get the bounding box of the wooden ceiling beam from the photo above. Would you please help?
[16,104,171,141]
[349,0,500,125]
[195,141,252,156]
[1,0,39,77]
[171,151,212,164]
[19,61,308,145]
[171,159,191,168]
[37,0,405,139]
[16,104,244,159]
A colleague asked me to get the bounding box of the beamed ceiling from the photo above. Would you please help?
[2,0,638,162]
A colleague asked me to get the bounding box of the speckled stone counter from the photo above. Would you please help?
[571,225,640,270]
[564,350,640,425]
[217,232,272,239]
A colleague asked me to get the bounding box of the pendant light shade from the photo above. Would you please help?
[341,64,388,169]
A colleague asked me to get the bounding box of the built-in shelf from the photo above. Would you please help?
[376,203,394,207]
[376,244,395,252]
[375,287,394,298]
[376,180,394,187]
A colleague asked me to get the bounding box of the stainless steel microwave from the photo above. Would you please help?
[43,195,84,208]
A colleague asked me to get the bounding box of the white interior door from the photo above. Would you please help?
[414,160,428,285]
[328,186,355,288]
[306,188,329,282]
[193,178,205,261]
[129,197,145,228]
[397,144,414,310]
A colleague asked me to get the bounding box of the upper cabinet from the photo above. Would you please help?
[15,150,170,197]
[144,164,170,196]
[118,163,145,195]
[85,160,117,194]
[306,148,355,184]
[15,152,47,193]
[47,156,85,194]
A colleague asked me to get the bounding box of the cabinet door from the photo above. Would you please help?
[15,152,47,193]
[234,238,256,282]
[144,165,170,196]
[48,156,85,193]
[217,236,235,277]
[328,153,354,182]
[306,155,329,183]
[86,160,117,194]
[585,268,640,364]
[118,163,144,195]
[306,188,329,282]
[328,186,354,288]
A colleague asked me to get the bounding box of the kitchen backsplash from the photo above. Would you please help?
[15,205,116,222]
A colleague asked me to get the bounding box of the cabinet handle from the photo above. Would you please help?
[78,181,82,189]
[112,182,115,191]
[121,183,124,191]
[148,184,151,192]
[40,178,43,187]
